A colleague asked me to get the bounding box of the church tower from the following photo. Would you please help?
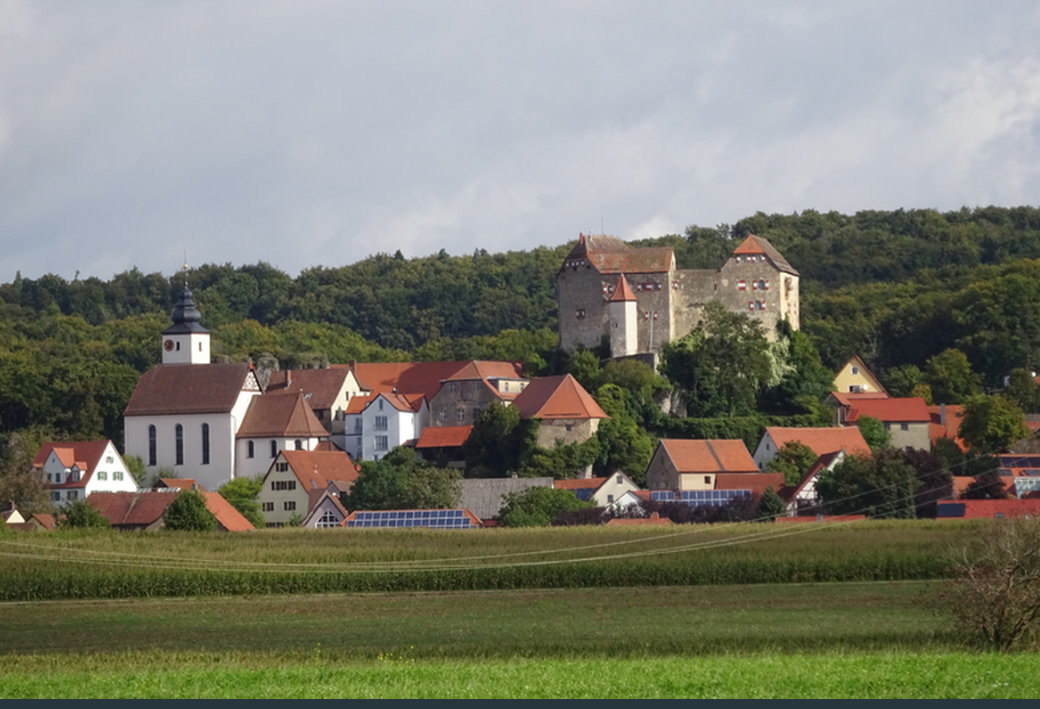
[161,286,211,365]
[607,275,638,357]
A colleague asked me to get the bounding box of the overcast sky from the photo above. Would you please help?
[2,0,1039,281]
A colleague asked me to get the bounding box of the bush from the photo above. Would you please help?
[163,490,217,531]
[58,499,109,529]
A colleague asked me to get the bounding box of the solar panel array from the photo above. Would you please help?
[344,509,476,529]
[649,489,752,507]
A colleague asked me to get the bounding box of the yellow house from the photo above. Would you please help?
[833,356,888,395]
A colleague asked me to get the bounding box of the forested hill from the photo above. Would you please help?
[3,205,1040,443]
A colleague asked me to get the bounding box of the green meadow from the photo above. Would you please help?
[0,520,1036,698]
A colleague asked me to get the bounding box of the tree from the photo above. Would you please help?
[896,448,953,518]
[123,455,146,486]
[946,517,1040,651]
[659,301,774,417]
[343,447,460,511]
[763,329,835,415]
[58,498,109,529]
[218,477,265,529]
[924,348,982,404]
[593,416,654,484]
[815,451,918,518]
[856,416,891,452]
[496,486,594,527]
[1004,367,1040,413]
[462,401,536,477]
[757,487,786,521]
[766,441,819,486]
[163,489,217,531]
[882,364,925,399]
[962,469,1009,500]
[959,395,1031,456]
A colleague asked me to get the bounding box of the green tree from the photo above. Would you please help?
[1004,367,1040,413]
[764,329,835,415]
[218,477,265,529]
[959,395,1031,456]
[856,415,891,451]
[924,348,982,404]
[162,489,217,531]
[962,469,1009,500]
[882,364,925,399]
[815,451,919,518]
[58,498,109,529]
[659,301,774,417]
[123,455,146,486]
[593,416,655,483]
[756,487,786,521]
[766,441,819,486]
[343,447,460,510]
[463,401,536,477]
[496,486,594,527]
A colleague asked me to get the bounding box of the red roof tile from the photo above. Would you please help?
[732,234,799,275]
[280,449,360,492]
[829,391,890,406]
[659,439,758,474]
[33,440,110,475]
[511,374,608,420]
[565,234,675,274]
[553,477,608,491]
[929,405,967,451]
[265,368,351,410]
[765,427,872,458]
[237,392,329,438]
[125,363,257,416]
[88,491,254,531]
[938,498,1040,519]
[415,425,473,449]
[346,361,525,402]
[846,397,931,423]
[154,477,201,491]
[609,276,637,302]
[715,472,785,496]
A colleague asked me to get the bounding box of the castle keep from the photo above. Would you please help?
[556,233,799,357]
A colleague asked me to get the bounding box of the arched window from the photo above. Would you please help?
[148,425,157,466]
[270,440,277,458]
[247,440,255,458]
[294,439,303,450]
[175,424,184,466]
[201,423,210,465]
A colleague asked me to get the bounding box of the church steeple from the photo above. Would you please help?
[161,286,211,365]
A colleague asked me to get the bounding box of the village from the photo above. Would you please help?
[4,232,1038,533]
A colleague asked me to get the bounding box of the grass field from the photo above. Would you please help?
[0,520,1034,698]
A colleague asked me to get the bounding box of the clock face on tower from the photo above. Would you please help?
[164,339,175,351]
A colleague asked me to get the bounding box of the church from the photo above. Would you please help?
[556,233,800,359]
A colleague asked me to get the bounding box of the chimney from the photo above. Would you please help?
[940,403,946,426]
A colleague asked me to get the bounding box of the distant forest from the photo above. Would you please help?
[3,205,1040,445]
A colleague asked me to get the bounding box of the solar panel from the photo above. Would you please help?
[345,509,476,529]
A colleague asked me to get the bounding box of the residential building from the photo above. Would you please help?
[511,374,610,449]
[753,426,871,471]
[645,439,759,491]
[832,396,932,452]
[234,391,331,477]
[833,355,887,395]
[257,449,360,526]
[32,440,137,506]
[553,472,639,507]
[87,490,254,531]
[300,485,351,529]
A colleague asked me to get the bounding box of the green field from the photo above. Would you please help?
[0,520,1035,698]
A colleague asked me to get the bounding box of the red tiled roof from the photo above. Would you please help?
[237,392,329,438]
[511,374,608,420]
[442,361,526,383]
[929,405,967,451]
[846,397,931,423]
[715,472,785,496]
[938,498,1040,519]
[554,477,608,491]
[565,234,675,274]
[829,391,890,406]
[609,275,637,302]
[280,449,360,492]
[33,440,110,475]
[155,478,201,491]
[87,491,254,531]
[765,427,872,458]
[265,368,350,410]
[125,363,256,416]
[345,394,374,415]
[347,361,525,401]
[415,425,473,449]
[659,439,758,474]
[732,234,799,275]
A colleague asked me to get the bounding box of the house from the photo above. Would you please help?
[265,367,364,436]
[0,502,55,532]
[833,397,932,452]
[645,439,759,491]
[511,374,610,449]
[1,500,25,525]
[833,356,887,395]
[340,508,483,529]
[754,426,872,471]
[553,472,639,507]
[300,485,351,528]
[557,233,799,358]
[414,425,473,468]
[87,490,255,531]
[783,450,845,515]
[458,477,554,522]
[234,391,331,477]
[257,449,360,527]
[32,440,138,506]
[359,391,427,462]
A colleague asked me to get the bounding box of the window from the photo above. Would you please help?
[97,471,108,481]
[900,423,909,431]
[850,385,862,393]
[294,439,303,450]
[375,435,389,452]
[607,494,614,504]
[284,501,296,511]
[378,399,384,411]
[175,424,184,466]
[456,408,466,422]
[262,502,274,512]
[201,423,210,465]
[374,416,388,431]
[51,492,60,501]
[617,474,624,484]
[576,308,586,319]
[148,425,156,466]
[270,440,277,458]
[271,480,296,491]
[105,456,114,464]
[851,366,860,375]
[317,509,339,528]
[67,490,78,501]
[247,441,254,458]
[113,471,124,481]
[275,462,289,473]
[884,422,892,430]
[704,476,711,485]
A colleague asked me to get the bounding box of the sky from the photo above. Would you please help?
[1,0,1039,282]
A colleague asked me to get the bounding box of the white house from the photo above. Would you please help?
[233,391,331,478]
[32,440,137,506]
[360,392,428,462]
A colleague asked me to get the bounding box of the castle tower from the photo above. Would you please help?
[608,275,638,357]
[160,286,211,365]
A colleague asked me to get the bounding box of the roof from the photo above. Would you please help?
[829,391,890,407]
[715,472,785,496]
[459,477,554,520]
[845,397,931,424]
[442,361,527,383]
[125,363,256,416]
[732,234,799,275]
[302,488,349,525]
[237,392,329,438]
[279,449,360,492]
[764,427,872,458]
[154,478,201,491]
[658,439,758,474]
[609,275,637,302]
[162,286,209,335]
[87,491,255,531]
[564,234,675,274]
[32,440,111,484]
[553,477,608,491]
[930,405,967,451]
[937,498,1040,519]
[415,425,473,449]
[265,368,351,410]
[511,374,609,420]
[345,361,525,402]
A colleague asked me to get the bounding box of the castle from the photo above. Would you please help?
[556,233,800,358]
